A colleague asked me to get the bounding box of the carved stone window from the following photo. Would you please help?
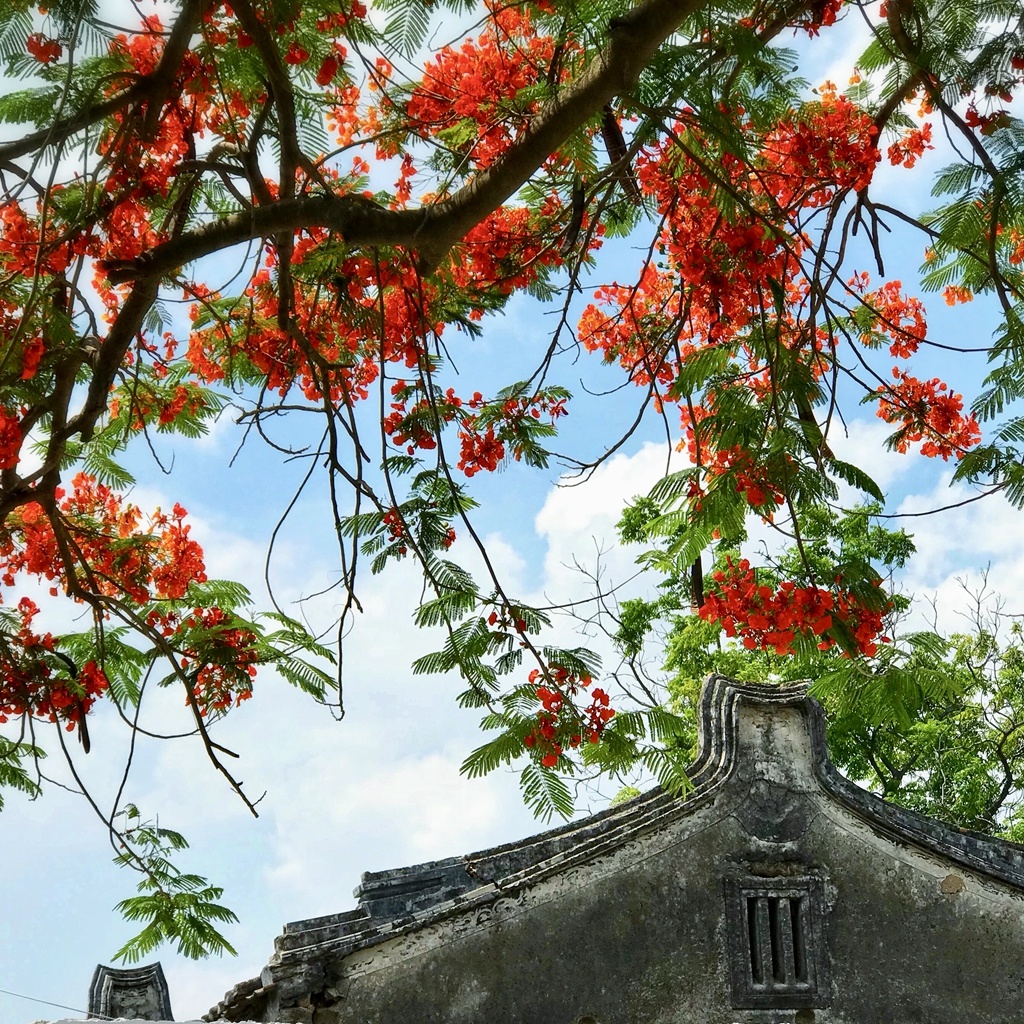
[724,876,829,1009]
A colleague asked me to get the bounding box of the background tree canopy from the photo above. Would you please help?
[0,0,1023,973]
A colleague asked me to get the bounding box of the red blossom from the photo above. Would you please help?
[523,665,611,764]
[316,54,340,86]
[698,558,888,657]
[0,599,108,728]
[877,371,981,460]
[406,7,571,169]
[457,424,505,477]
[26,33,62,63]
[857,279,927,358]
[0,407,21,469]
[887,123,932,168]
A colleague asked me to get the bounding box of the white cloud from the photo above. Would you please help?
[533,442,681,601]
[828,416,908,495]
[262,747,533,906]
[894,476,1024,635]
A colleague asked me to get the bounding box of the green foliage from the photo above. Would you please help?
[112,805,238,963]
[0,735,42,808]
[615,597,663,659]
[56,626,149,709]
[820,615,1024,838]
[519,762,574,821]
[609,784,642,806]
[256,612,337,701]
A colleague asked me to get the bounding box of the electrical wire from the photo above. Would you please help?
[0,985,114,1020]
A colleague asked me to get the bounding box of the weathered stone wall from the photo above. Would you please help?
[210,679,1024,1024]
[290,701,1023,1024]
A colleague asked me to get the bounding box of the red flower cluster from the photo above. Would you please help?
[406,5,567,169]
[888,123,933,168]
[0,598,108,729]
[680,435,788,513]
[759,83,880,209]
[846,276,982,459]
[151,504,207,600]
[146,605,259,716]
[381,507,409,555]
[0,406,21,470]
[187,239,439,410]
[523,666,613,768]
[458,424,505,477]
[698,558,888,657]
[107,382,209,433]
[26,33,62,63]
[964,104,1012,135]
[876,370,981,460]
[0,201,79,276]
[1008,229,1024,267]
[579,266,684,387]
[789,0,843,35]
[451,204,573,295]
[583,85,879,386]
[381,382,461,454]
[383,381,567,478]
[943,284,973,305]
[187,608,258,715]
[487,607,527,633]
[0,474,206,605]
[856,278,927,358]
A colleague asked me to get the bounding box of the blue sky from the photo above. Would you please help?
[0,5,1021,1022]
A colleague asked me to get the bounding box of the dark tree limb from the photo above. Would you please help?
[107,0,720,283]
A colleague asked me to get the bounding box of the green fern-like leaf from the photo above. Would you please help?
[519,762,574,821]
[0,736,42,808]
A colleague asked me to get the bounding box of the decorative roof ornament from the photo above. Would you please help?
[88,962,173,1021]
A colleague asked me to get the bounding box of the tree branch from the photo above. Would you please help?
[0,0,213,162]
[107,0,711,282]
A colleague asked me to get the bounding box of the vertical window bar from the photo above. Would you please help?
[746,897,763,985]
[768,897,785,984]
[790,896,808,984]
[755,897,774,990]
[775,896,801,987]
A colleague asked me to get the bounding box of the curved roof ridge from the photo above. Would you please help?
[262,677,807,972]
[205,675,1024,1022]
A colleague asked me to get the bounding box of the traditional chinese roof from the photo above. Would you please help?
[205,675,1024,1021]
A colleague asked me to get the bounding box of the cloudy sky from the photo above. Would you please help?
[0,5,1018,1023]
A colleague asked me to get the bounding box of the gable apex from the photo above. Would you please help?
[689,675,818,794]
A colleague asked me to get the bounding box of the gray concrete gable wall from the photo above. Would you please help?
[207,677,1024,1024]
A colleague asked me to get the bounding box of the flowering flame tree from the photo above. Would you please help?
[0,0,1022,957]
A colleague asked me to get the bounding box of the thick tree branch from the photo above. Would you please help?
[140,0,216,139]
[107,0,709,283]
[230,0,301,327]
[64,278,161,444]
[0,0,212,162]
